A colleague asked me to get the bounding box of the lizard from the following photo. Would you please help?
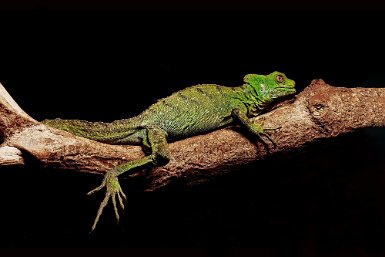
[42,71,296,231]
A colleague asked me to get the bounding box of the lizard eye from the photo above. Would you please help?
[276,74,284,83]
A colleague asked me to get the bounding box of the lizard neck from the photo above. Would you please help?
[237,84,272,116]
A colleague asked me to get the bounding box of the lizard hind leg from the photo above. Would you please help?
[88,126,170,232]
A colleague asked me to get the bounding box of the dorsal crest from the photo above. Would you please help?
[243,74,260,85]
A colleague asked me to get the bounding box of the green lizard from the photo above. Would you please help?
[42,71,296,231]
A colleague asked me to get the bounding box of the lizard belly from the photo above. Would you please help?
[156,106,233,139]
[140,100,234,139]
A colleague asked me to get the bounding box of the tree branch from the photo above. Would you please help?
[1,80,384,191]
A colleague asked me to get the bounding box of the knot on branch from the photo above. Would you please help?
[307,82,335,135]
[304,79,380,136]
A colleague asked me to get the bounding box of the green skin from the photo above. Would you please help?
[43,71,296,231]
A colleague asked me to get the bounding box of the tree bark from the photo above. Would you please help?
[0,79,384,191]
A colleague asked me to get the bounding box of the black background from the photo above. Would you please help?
[1,2,385,256]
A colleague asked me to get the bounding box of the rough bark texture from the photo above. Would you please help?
[1,79,385,191]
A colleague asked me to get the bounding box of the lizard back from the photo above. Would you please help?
[137,84,246,140]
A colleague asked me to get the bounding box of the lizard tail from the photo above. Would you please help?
[42,118,140,144]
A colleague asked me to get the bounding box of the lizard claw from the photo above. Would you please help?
[89,171,127,232]
[87,180,106,196]
[264,125,282,132]
[251,124,280,149]
[258,131,277,148]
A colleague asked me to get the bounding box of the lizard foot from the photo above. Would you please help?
[87,170,127,232]
[249,123,280,149]
[256,131,276,148]
[259,126,282,148]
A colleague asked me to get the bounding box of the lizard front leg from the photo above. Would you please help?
[88,126,170,231]
[231,108,279,148]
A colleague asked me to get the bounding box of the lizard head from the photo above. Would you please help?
[243,71,296,100]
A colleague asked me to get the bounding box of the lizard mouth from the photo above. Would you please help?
[276,86,296,96]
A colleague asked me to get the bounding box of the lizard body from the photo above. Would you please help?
[43,71,296,231]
